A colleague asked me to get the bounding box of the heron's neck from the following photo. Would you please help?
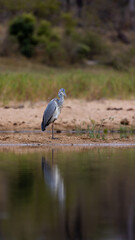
[58,94,64,107]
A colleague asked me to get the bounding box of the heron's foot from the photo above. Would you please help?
[52,137,58,140]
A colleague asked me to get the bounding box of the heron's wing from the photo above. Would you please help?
[42,99,57,128]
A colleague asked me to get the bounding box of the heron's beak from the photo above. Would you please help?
[62,91,66,97]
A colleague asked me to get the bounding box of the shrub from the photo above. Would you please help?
[81,31,107,58]
[20,38,37,57]
[34,0,60,21]
[108,49,135,70]
[60,30,108,63]
[36,20,60,64]
[76,43,91,59]
[9,13,37,57]
[37,20,52,37]
[61,13,77,35]
[60,34,82,64]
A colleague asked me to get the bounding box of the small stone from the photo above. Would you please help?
[56,130,61,133]
[4,106,10,109]
[14,105,24,109]
[120,118,129,125]
[107,107,123,111]
[127,108,134,111]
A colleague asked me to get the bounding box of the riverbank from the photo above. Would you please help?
[0,99,135,144]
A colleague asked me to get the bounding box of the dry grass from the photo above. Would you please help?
[0,57,135,102]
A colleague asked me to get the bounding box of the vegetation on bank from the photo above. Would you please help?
[4,12,135,69]
[0,1,135,102]
[0,0,135,69]
[7,13,111,66]
[0,64,135,102]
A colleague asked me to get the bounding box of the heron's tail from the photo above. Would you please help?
[41,120,46,131]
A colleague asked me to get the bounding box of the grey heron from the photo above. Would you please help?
[41,88,66,139]
[42,156,65,204]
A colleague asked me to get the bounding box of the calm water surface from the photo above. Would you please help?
[0,147,135,240]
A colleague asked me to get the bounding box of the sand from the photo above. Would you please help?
[0,99,135,144]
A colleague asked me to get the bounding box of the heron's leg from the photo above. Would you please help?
[52,123,54,139]
[52,123,58,139]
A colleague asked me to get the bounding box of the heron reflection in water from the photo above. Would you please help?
[42,152,83,239]
[42,150,65,204]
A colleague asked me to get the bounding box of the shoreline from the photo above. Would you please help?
[0,99,135,144]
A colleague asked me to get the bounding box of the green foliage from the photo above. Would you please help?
[36,20,60,64]
[56,29,109,64]
[57,29,109,64]
[0,0,60,21]
[119,125,129,139]
[0,0,31,12]
[57,30,88,64]
[82,31,107,58]
[62,13,77,35]
[34,0,60,20]
[10,13,36,40]
[5,6,135,66]
[37,20,52,37]
[108,47,135,70]
[9,13,36,57]
[76,43,91,59]
[1,65,135,102]
[20,40,35,58]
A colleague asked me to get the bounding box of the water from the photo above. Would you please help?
[0,147,135,240]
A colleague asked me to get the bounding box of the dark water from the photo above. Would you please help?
[0,148,135,240]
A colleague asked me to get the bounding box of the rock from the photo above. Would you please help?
[120,118,129,125]
[4,106,10,109]
[56,130,61,133]
[14,105,24,109]
[107,107,123,111]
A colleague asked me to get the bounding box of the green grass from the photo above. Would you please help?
[74,122,135,140]
[0,61,135,102]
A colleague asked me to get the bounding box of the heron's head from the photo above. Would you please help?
[58,88,66,97]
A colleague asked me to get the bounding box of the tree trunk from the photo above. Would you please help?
[129,0,135,12]
[129,0,135,30]
[76,0,83,18]
[66,0,71,12]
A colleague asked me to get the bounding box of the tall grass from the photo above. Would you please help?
[0,65,135,102]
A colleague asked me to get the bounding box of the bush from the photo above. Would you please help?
[108,48,135,70]
[34,0,60,21]
[61,13,77,35]
[81,31,107,58]
[8,13,109,64]
[9,13,37,57]
[37,20,52,37]
[20,38,37,57]
[36,20,60,64]
[76,43,91,59]
[60,30,108,63]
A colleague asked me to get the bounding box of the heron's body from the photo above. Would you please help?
[51,99,60,122]
[41,88,66,138]
[42,157,65,203]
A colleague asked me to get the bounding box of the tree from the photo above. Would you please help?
[76,0,83,18]
[66,0,71,12]
[129,0,135,29]
[129,0,135,12]
[9,13,37,57]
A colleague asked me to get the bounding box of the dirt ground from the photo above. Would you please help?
[0,99,135,144]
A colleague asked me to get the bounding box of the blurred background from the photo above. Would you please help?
[0,0,135,101]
